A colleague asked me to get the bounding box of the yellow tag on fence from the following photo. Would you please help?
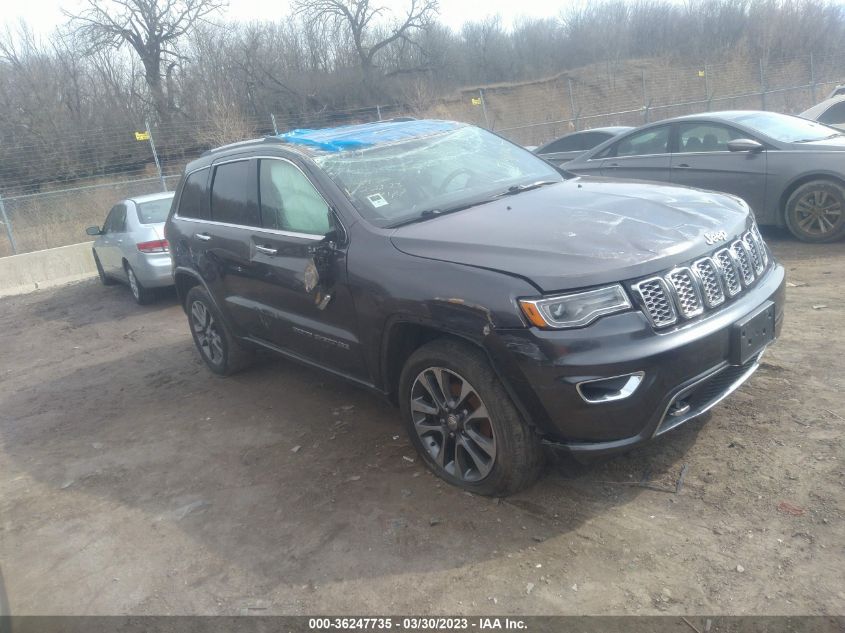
[471,97,482,106]
[134,131,150,141]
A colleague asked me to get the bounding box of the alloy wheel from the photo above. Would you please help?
[191,300,224,366]
[410,367,497,482]
[793,189,843,237]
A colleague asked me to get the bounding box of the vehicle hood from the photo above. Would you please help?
[389,178,750,292]
[788,135,845,149]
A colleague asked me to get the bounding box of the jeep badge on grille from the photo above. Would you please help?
[704,230,728,245]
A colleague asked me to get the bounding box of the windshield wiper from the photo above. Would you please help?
[387,180,561,228]
[491,180,559,198]
[387,200,490,228]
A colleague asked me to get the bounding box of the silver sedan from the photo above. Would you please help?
[86,192,175,304]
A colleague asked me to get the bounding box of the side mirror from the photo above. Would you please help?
[728,139,764,153]
[86,226,102,236]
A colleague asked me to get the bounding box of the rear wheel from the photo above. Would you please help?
[125,264,155,305]
[185,286,253,376]
[93,251,115,286]
[784,180,845,243]
[399,339,544,496]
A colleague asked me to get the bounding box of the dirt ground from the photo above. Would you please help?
[0,230,843,616]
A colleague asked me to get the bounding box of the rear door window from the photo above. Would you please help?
[579,131,612,150]
[614,126,670,157]
[210,160,259,227]
[178,168,209,219]
[540,134,583,153]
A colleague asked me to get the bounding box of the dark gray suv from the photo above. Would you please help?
[165,120,785,496]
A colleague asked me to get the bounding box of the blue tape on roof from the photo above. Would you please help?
[279,120,461,152]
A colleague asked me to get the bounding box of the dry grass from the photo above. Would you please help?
[2,53,842,257]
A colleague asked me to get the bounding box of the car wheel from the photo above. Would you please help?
[185,286,254,376]
[784,180,845,243]
[125,264,155,304]
[399,338,544,496]
[93,251,115,286]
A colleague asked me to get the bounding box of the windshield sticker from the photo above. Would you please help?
[367,193,389,208]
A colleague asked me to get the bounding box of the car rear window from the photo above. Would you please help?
[136,198,173,224]
[178,168,208,219]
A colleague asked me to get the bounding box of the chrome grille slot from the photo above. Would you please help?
[731,240,755,285]
[666,268,704,317]
[633,278,677,327]
[692,258,725,307]
[743,233,764,275]
[751,225,768,267]
[714,248,741,296]
[630,226,771,329]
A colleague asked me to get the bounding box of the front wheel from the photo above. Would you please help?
[93,251,115,286]
[399,339,544,496]
[184,286,253,376]
[784,180,845,243]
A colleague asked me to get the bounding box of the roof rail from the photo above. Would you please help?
[201,135,288,157]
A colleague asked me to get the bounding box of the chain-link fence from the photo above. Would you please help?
[1,53,843,257]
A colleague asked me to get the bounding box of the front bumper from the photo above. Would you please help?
[488,263,785,456]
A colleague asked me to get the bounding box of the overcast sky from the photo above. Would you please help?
[3,0,571,36]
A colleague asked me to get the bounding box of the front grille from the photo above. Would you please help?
[743,232,764,275]
[731,240,755,285]
[633,278,677,327]
[692,258,725,307]
[632,226,770,329]
[666,268,704,317]
[714,249,742,296]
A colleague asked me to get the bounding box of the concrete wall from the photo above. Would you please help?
[0,241,98,298]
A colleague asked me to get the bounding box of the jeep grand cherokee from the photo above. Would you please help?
[165,120,785,496]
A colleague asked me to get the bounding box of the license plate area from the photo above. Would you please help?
[731,300,775,365]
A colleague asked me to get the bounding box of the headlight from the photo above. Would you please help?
[519,284,632,329]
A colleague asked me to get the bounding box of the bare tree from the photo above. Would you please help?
[64,0,226,120]
[292,0,439,84]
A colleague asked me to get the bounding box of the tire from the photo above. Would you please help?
[184,285,254,376]
[784,180,845,243]
[399,338,544,496]
[125,264,155,305]
[93,251,116,286]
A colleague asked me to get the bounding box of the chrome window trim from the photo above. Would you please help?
[174,216,324,241]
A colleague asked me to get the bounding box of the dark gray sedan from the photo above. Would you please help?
[565,111,845,242]
[534,126,633,165]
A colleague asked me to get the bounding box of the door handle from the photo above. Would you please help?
[674,163,691,168]
[255,244,278,256]
[195,233,211,241]
[606,163,620,168]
